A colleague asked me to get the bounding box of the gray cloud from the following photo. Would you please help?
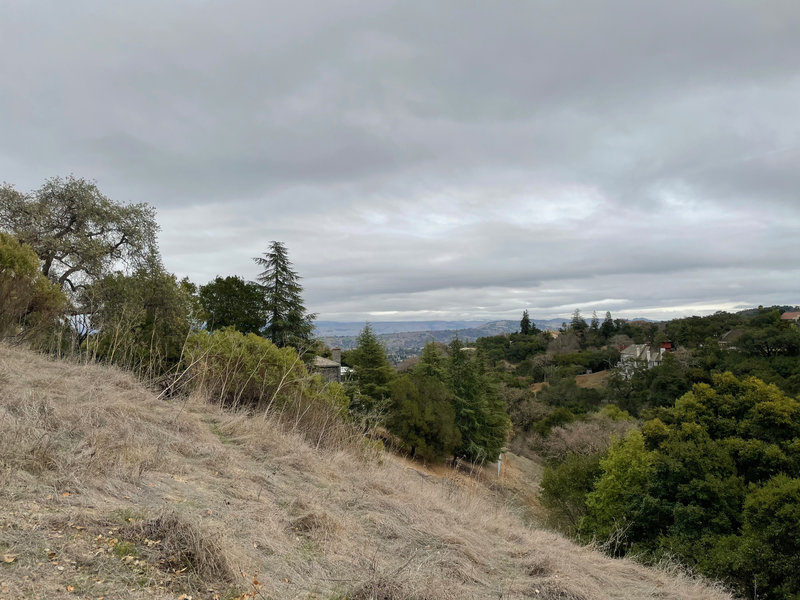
[1,1,798,321]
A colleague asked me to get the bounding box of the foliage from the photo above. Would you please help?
[520,309,537,335]
[540,452,602,532]
[386,374,461,462]
[446,339,510,462]
[185,328,347,413]
[606,352,693,416]
[0,176,158,292]
[199,275,267,335]
[723,475,800,597]
[0,232,66,339]
[579,429,656,552]
[348,324,395,414]
[85,267,197,374]
[536,378,606,416]
[570,309,588,333]
[579,373,800,598]
[254,241,315,347]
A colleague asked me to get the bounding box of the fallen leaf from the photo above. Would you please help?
[2,554,17,563]
[62,492,71,497]
[67,585,75,592]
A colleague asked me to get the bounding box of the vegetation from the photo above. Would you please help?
[84,267,198,375]
[184,327,347,414]
[0,232,66,340]
[0,343,730,600]
[198,275,268,335]
[254,241,315,348]
[2,174,799,598]
[0,176,158,292]
[576,373,800,599]
[346,323,395,415]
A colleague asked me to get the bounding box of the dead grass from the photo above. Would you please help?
[0,344,734,600]
[575,370,611,389]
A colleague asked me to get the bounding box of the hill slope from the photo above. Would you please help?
[0,345,731,600]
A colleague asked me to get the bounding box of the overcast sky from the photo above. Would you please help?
[1,1,798,322]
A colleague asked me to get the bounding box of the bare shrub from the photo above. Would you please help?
[125,511,235,589]
[535,418,637,463]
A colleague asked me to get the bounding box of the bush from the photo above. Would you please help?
[0,232,65,340]
[540,452,603,533]
[185,328,354,451]
[185,328,311,409]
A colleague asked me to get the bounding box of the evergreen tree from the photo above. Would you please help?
[386,374,460,462]
[591,311,600,332]
[601,311,615,340]
[446,338,509,462]
[253,241,315,347]
[349,323,394,414]
[520,309,532,335]
[416,341,447,379]
[570,309,588,333]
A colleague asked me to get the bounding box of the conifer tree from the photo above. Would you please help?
[520,309,532,335]
[570,308,588,333]
[416,341,447,379]
[386,374,460,462]
[446,338,509,462]
[601,311,615,340]
[349,323,394,414]
[253,241,315,347]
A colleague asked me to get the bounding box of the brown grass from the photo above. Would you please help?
[0,344,733,600]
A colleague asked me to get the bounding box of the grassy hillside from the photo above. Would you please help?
[0,345,731,600]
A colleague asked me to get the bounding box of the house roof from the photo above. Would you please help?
[312,356,340,368]
[780,311,800,320]
[620,344,665,361]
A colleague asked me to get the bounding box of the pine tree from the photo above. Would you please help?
[253,241,315,347]
[601,311,615,340]
[570,309,588,333]
[386,374,460,462]
[416,341,447,379]
[349,323,394,414]
[446,338,509,462]
[591,311,600,332]
[520,309,532,335]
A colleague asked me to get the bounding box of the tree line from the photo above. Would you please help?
[0,175,510,465]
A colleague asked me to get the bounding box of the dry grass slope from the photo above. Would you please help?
[0,345,733,600]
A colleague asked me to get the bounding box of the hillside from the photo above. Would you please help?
[0,345,731,600]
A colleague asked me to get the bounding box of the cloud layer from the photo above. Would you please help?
[2,1,798,320]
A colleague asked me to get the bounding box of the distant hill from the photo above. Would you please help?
[318,318,567,363]
[314,320,491,336]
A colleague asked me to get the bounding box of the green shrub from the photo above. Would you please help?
[540,452,602,533]
[0,232,66,339]
[185,328,310,409]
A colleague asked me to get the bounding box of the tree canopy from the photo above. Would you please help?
[579,373,800,599]
[199,275,267,335]
[0,176,158,292]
